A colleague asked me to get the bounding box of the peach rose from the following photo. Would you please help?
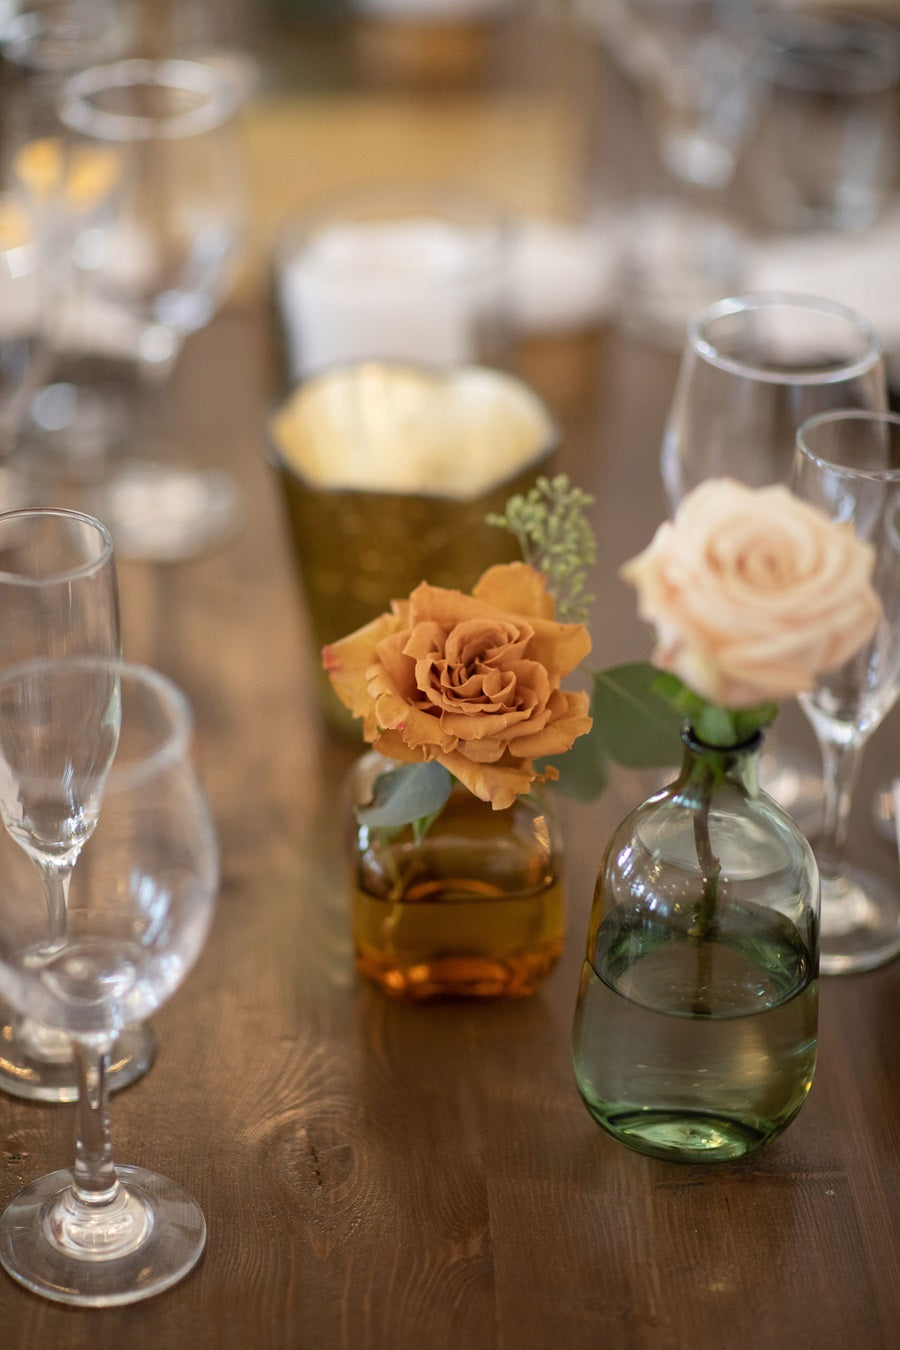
[622,478,881,708]
[323,562,592,809]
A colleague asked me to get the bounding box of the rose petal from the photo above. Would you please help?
[472,561,556,619]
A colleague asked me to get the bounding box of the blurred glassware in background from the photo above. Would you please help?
[503,210,613,430]
[268,361,557,735]
[0,0,132,72]
[274,179,512,387]
[0,193,48,507]
[0,2,137,514]
[581,0,762,343]
[9,129,145,501]
[748,8,900,238]
[24,53,250,562]
[0,0,134,179]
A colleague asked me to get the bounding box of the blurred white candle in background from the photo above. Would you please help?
[275,184,511,382]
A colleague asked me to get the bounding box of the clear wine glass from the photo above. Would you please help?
[591,0,763,342]
[792,410,900,975]
[0,506,155,1101]
[660,291,888,819]
[0,0,131,74]
[662,291,887,502]
[47,55,248,561]
[0,656,219,1306]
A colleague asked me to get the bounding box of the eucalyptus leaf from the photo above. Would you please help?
[540,723,608,802]
[591,663,685,768]
[357,761,452,830]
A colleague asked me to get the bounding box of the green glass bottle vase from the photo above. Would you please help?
[349,752,565,1001]
[572,727,820,1163]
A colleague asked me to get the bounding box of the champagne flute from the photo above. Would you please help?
[0,506,155,1100]
[661,291,888,815]
[792,410,900,974]
[0,657,219,1306]
[47,55,247,561]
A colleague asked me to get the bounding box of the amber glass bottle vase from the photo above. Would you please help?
[348,752,565,1000]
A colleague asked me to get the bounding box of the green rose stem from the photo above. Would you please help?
[684,748,721,1017]
[690,771,721,936]
[677,722,772,1016]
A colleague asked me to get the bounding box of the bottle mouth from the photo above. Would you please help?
[682,724,763,756]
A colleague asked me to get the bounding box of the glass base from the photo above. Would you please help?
[91,461,240,562]
[593,1108,771,1163]
[819,867,900,975]
[0,1018,156,1103]
[0,1165,205,1307]
[356,941,563,1001]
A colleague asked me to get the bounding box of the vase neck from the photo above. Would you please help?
[677,726,763,799]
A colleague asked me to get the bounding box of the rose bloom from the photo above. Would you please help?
[622,478,882,708]
[323,562,592,809]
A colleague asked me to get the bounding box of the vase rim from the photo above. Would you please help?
[682,724,763,755]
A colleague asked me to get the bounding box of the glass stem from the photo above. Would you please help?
[72,1039,118,1201]
[48,1039,150,1259]
[816,732,866,879]
[136,342,180,467]
[41,862,71,948]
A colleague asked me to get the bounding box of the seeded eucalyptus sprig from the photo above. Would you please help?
[487,474,596,623]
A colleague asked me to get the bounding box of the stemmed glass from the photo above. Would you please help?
[792,410,900,974]
[0,506,155,1101]
[0,193,49,506]
[48,55,247,561]
[660,291,888,816]
[0,657,219,1306]
[593,0,762,340]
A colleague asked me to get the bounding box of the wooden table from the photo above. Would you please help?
[1,13,899,1347]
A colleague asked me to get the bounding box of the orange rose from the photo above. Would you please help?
[323,562,592,809]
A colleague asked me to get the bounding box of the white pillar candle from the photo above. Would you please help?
[279,214,508,380]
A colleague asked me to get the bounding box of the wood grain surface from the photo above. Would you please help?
[0,10,898,1347]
